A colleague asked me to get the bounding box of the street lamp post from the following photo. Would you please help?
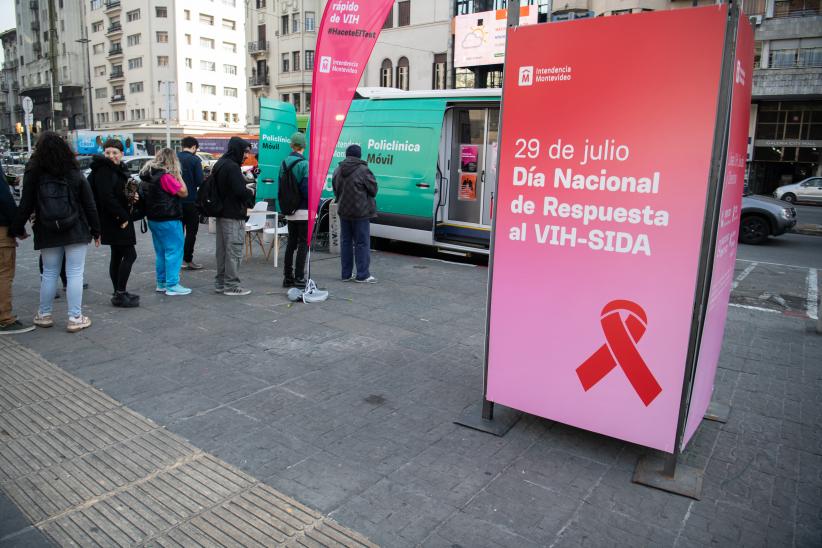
[76,37,94,130]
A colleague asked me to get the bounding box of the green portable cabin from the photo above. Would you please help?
[259,88,502,254]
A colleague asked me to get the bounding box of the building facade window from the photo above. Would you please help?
[398,1,410,26]
[396,57,409,90]
[383,7,393,29]
[293,93,301,112]
[92,21,103,32]
[157,56,169,67]
[305,50,314,70]
[186,82,193,92]
[305,12,315,31]
[127,57,142,69]
[200,37,215,49]
[293,51,301,72]
[282,53,290,72]
[224,64,237,75]
[156,6,168,18]
[223,42,237,53]
[201,84,216,95]
[380,58,393,87]
[200,14,215,26]
[129,81,143,93]
[127,33,140,46]
[201,60,216,71]
[156,32,169,43]
[281,15,289,35]
[95,87,107,98]
[185,58,192,68]
[223,19,236,30]
[433,53,447,89]
[126,9,140,22]
[224,87,238,97]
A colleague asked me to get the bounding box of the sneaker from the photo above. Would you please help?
[66,315,92,333]
[283,277,296,288]
[293,278,306,288]
[165,284,192,296]
[184,262,204,270]
[33,313,53,328]
[223,287,251,296]
[341,276,356,282]
[124,292,141,305]
[155,284,166,293]
[355,276,378,284]
[214,287,225,294]
[0,320,36,335]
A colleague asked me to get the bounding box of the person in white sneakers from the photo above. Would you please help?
[11,132,101,333]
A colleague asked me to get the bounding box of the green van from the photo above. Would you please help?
[258,89,502,254]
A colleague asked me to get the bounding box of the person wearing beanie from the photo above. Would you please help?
[332,144,378,283]
[279,132,310,287]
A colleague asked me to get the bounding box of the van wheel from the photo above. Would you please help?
[739,215,770,245]
[781,193,796,204]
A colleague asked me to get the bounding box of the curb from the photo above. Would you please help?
[792,224,822,237]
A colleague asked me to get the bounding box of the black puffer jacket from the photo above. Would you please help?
[89,155,142,246]
[213,137,255,220]
[332,157,378,220]
[140,168,182,222]
[11,167,101,250]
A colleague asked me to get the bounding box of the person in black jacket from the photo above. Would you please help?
[88,138,142,308]
[332,144,378,283]
[212,136,255,296]
[177,136,204,270]
[11,131,101,333]
[0,163,35,334]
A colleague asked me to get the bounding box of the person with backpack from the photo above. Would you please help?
[11,131,101,333]
[211,136,255,296]
[88,138,142,308]
[177,136,204,271]
[278,132,309,288]
[139,148,191,296]
[0,163,35,334]
[332,144,378,283]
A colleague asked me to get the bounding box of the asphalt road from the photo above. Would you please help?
[737,232,822,269]
[793,203,822,226]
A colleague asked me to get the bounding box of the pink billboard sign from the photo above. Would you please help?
[683,15,755,448]
[306,0,395,243]
[486,7,730,453]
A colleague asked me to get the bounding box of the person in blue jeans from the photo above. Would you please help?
[10,131,101,333]
[331,145,379,283]
[139,148,191,296]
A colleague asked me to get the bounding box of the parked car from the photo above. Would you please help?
[196,151,217,175]
[739,194,797,245]
[773,176,822,205]
[83,155,153,181]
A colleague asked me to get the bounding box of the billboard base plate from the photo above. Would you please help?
[704,401,730,423]
[454,402,521,437]
[633,454,703,500]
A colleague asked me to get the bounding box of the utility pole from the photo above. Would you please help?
[163,81,175,148]
[47,0,61,133]
[78,0,94,130]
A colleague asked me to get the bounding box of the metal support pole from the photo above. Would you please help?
[47,0,60,131]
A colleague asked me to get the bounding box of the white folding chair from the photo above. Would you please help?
[263,212,290,267]
[244,201,268,261]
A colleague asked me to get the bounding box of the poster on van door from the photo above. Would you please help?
[486,6,729,453]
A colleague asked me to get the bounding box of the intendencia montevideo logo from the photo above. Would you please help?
[519,65,573,86]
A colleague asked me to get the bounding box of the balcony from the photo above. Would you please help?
[0,83,8,92]
[110,93,125,104]
[108,69,124,80]
[29,0,38,10]
[33,42,42,56]
[107,44,123,57]
[248,75,270,88]
[31,20,40,31]
[3,60,19,70]
[104,0,121,11]
[106,23,122,35]
[248,41,269,55]
[11,82,19,91]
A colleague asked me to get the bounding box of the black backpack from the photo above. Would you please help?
[196,165,223,217]
[37,174,80,233]
[278,159,305,216]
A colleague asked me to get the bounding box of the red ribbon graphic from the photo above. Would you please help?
[576,300,662,406]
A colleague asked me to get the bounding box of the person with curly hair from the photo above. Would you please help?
[11,131,101,333]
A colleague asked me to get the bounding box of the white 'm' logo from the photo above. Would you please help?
[319,56,332,73]
[518,66,533,86]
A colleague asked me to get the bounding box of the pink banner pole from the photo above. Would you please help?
[306,0,395,249]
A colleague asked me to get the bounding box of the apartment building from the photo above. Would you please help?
[1,29,20,143]
[85,0,247,149]
[743,0,822,191]
[13,0,87,132]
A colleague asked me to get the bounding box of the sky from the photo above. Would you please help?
[0,0,13,62]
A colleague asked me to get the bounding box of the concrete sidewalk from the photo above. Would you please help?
[2,229,821,547]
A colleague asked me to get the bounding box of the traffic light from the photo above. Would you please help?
[15,123,23,134]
